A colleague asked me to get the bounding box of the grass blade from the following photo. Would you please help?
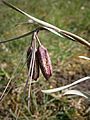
[2,0,90,48]
[42,76,90,94]
[79,56,90,61]
[63,90,88,99]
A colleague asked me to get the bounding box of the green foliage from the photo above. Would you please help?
[0,0,90,119]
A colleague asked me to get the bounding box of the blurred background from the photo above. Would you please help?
[0,0,90,119]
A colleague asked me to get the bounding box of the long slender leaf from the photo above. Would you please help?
[79,56,90,61]
[2,0,90,48]
[42,76,90,94]
[63,90,88,99]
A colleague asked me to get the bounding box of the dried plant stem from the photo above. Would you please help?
[60,31,90,48]
[2,0,90,48]
[0,49,27,102]
[35,33,42,46]
[42,76,90,93]
[79,56,90,61]
[28,49,35,109]
[0,77,12,101]
[23,49,34,94]
[26,33,36,109]
[63,90,88,98]
[0,27,41,44]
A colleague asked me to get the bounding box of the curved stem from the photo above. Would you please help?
[2,0,90,48]
[35,32,42,46]
[0,47,27,102]
[0,27,44,44]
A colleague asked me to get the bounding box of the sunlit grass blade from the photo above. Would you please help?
[42,76,90,94]
[2,0,62,37]
[2,0,63,38]
[60,31,90,48]
[3,0,90,48]
[63,90,88,99]
[79,56,90,61]
[43,26,63,37]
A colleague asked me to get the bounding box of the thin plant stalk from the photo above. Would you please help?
[28,50,35,109]
[2,0,90,48]
[0,27,42,44]
[0,47,28,102]
[27,32,36,109]
[23,48,34,95]
[35,33,42,46]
